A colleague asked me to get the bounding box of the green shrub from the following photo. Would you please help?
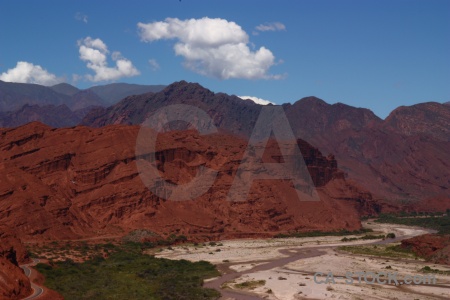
[386,233,396,239]
[235,280,265,289]
[375,213,450,234]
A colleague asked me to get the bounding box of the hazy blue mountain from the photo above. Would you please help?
[0,81,166,112]
[69,90,105,110]
[0,80,70,112]
[0,104,80,127]
[87,83,166,105]
[50,83,80,97]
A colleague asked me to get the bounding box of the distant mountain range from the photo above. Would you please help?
[0,104,82,128]
[81,81,263,135]
[0,81,165,127]
[50,82,166,106]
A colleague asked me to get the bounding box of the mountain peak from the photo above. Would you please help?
[162,80,214,97]
[164,80,206,90]
[296,96,329,106]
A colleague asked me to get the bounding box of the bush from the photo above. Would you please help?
[386,233,396,239]
[235,280,266,289]
[360,234,385,240]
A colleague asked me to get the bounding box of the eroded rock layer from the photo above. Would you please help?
[402,234,450,265]
[0,122,379,241]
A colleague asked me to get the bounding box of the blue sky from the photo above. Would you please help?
[0,0,449,118]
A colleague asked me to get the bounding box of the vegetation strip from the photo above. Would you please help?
[35,243,220,300]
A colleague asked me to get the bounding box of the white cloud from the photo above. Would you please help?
[148,59,160,71]
[137,17,281,80]
[0,61,63,86]
[255,22,286,32]
[78,37,140,82]
[238,95,275,105]
[75,12,88,24]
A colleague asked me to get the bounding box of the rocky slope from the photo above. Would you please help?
[401,234,450,265]
[284,96,382,141]
[81,81,450,208]
[0,227,32,300]
[383,102,450,141]
[0,122,379,241]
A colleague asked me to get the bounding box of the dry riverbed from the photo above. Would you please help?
[155,223,450,300]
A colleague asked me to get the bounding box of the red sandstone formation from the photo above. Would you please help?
[0,227,31,300]
[401,234,450,265]
[0,256,31,300]
[0,122,379,242]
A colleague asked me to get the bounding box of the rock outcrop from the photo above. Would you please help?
[0,228,32,300]
[401,234,450,265]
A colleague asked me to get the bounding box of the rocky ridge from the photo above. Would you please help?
[81,81,450,207]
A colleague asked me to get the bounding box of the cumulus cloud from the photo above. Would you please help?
[137,17,281,80]
[148,59,160,71]
[75,12,88,24]
[78,37,140,82]
[0,61,63,86]
[238,95,275,105]
[255,22,286,32]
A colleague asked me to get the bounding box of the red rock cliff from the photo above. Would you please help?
[0,122,379,241]
[0,228,32,300]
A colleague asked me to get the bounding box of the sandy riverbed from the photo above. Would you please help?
[155,223,449,300]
